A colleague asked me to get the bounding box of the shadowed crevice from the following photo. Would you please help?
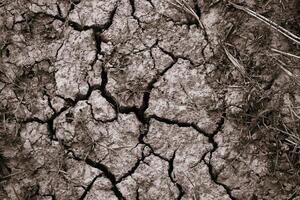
[71,154,126,200]
[79,173,103,200]
[168,150,185,200]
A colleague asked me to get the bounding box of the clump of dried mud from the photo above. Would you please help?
[0,0,300,199]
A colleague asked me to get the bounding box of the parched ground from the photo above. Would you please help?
[0,0,300,199]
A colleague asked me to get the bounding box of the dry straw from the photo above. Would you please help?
[223,46,246,76]
[271,48,300,60]
[228,1,300,45]
[166,0,204,29]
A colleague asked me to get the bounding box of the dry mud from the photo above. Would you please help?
[0,0,300,199]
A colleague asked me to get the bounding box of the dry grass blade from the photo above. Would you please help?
[278,64,296,78]
[289,105,300,120]
[0,171,25,180]
[273,58,300,85]
[167,0,204,29]
[267,125,300,150]
[228,2,300,45]
[271,48,300,60]
[223,46,246,76]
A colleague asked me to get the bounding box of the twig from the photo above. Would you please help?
[228,2,300,45]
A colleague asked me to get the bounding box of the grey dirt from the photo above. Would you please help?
[1,0,300,200]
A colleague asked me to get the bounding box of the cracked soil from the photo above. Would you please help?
[1,0,300,199]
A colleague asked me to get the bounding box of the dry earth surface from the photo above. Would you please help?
[0,0,300,199]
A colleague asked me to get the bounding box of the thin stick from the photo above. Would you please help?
[228,2,300,45]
